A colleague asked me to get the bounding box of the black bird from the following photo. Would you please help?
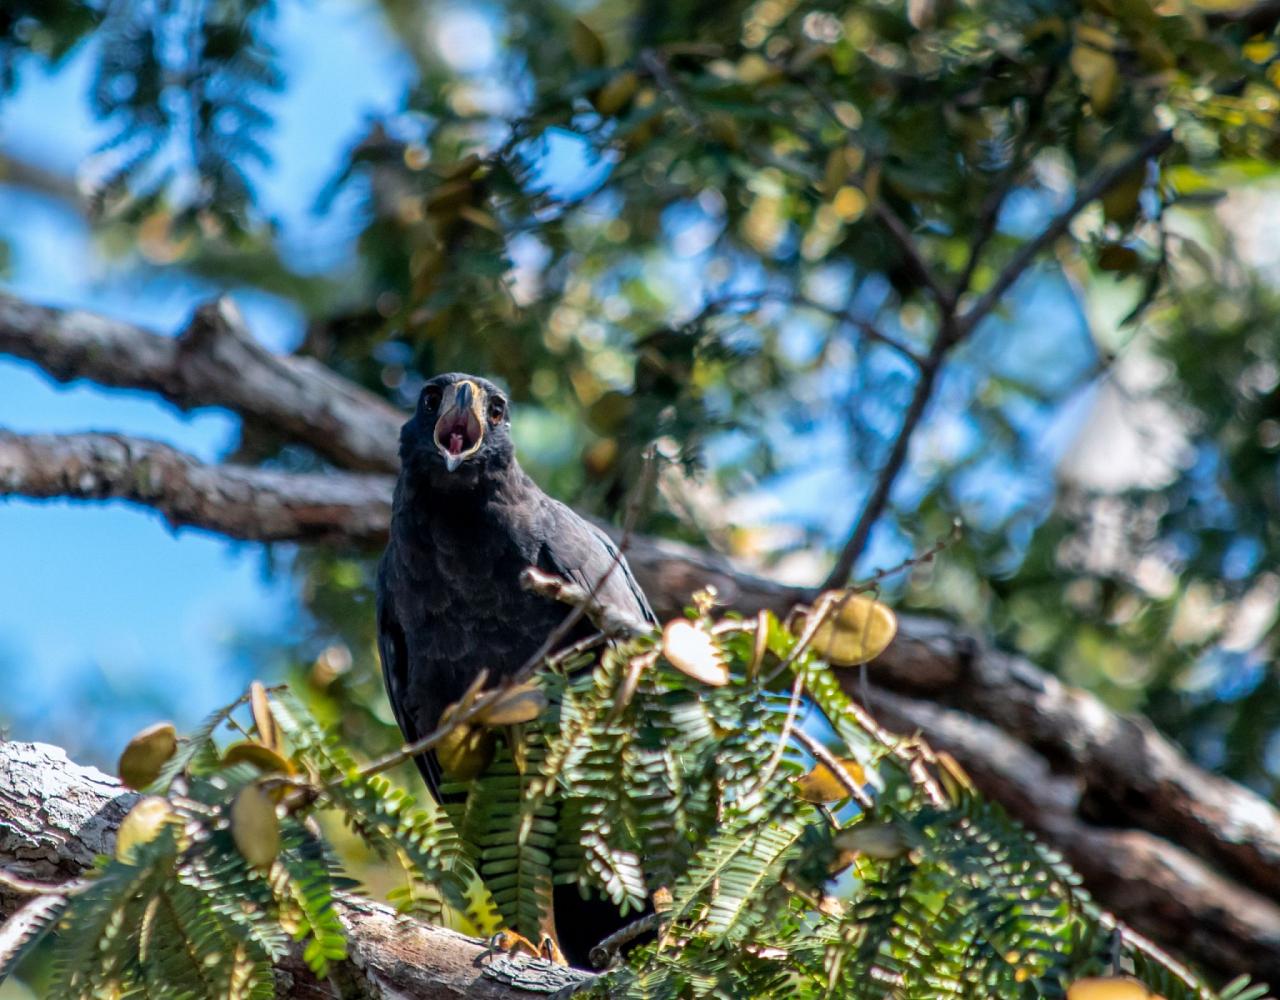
[376,372,655,964]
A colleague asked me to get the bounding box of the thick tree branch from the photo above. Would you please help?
[869,690,1280,986]
[0,741,592,998]
[0,430,393,546]
[0,293,403,473]
[6,426,1280,919]
[4,292,1280,980]
[865,621,1280,907]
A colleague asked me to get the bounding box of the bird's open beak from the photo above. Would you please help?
[433,380,486,471]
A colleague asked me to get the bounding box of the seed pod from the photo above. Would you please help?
[222,741,293,776]
[231,785,280,869]
[437,723,496,779]
[118,722,178,790]
[795,591,898,666]
[115,797,175,863]
[1067,978,1163,1000]
[476,683,548,726]
[593,70,639,116]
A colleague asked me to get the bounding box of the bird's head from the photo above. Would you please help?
[399,372,515,490]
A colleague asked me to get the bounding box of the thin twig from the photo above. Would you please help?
[743,670,807,800]
[822,331,949,588]
[691,289,923,367]
[956,129,1174,339]
[791,729,875,810]
[588,913,662,969]
[872,201,954,312]
[0,868,92,897]
[824,131,1173,589]
[953,64,1061,302]
[849,519,963,593]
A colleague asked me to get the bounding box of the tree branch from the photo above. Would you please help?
[0,293,403,473]
[0,430,393,546]
[822,129,1175,589]
[5,292,1280,979]
[0,741,593,998]
[868,690,1280,986]
[956,129,1173,338]
[872,201,955,311]
[821,332,948,588]
[865,619,1280,907]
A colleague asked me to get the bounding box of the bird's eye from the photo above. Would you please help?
[422,385,443,410]
[487,397,506,424]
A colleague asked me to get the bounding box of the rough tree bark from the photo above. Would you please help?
[2,293,1280,984]
[0,741,592,999]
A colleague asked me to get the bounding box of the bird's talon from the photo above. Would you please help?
[538,934,568,966]
[489,929,544,960]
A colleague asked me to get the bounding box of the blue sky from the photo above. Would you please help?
[0,0,415,761]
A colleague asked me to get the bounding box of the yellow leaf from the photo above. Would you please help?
[230,785,280,869]
[118,721,178,790]
[425,178,477,217]
[832,185,867,222]
[594,70,640,116]
[736,53,779,86]
[437,723,496,779]
[1101,164,1145,224]
[436,153,482,181]
[570,17,606,67]
[797,591,898,666]
[476,683,548,726]
[221,741,294,775]
[250,681,279,751]
[457,205,502,233]
[662,619,730,686]
[586,390,633,433]
[832,821,908,860]
[1070,32,1119,113]
[1066,978,1156,1000]
[115,797,174,863]
[794,757,867,802]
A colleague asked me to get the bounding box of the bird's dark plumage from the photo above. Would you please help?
[375,372,655,963]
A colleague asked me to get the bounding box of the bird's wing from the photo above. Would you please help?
[539,499,658,630]
[375,555,444,797]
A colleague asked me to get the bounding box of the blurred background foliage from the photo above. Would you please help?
[3,0,1280,820]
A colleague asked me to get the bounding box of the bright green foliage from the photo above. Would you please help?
[9,599,1255,998]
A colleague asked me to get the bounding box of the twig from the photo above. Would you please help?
[822,332,949,588]
[872,202,954,312]
[520,567,653,639]
[825,131,1173,588]
[956,130,1173,339]
[849,519,963,593]
[0,868,92,897]
[691,289,923,368]
[743,670,808,800]
[791,729,875,810]
[952,64,1060,303]
[588,913,662,969]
